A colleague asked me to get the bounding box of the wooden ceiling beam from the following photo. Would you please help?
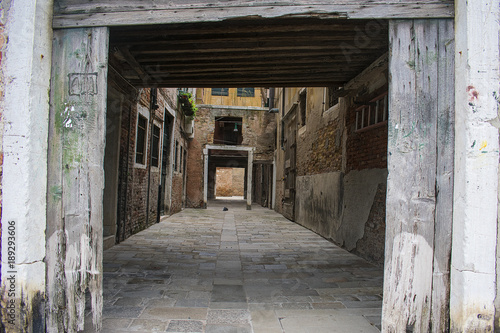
[128,80,347,88]
[109,20,386,41]
[53,1,453,28]
[131,42,387,55]
[111,30,388,46]
[144,66,368,77]
[133,49,384,63]
[139,62,376,74]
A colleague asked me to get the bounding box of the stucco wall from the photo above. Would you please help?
[295,172,343,238]
[1,0,53,330]
[196,87,266,108]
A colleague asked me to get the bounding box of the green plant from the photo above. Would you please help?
[178,91,198,120]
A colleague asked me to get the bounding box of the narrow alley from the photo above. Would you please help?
[84,200,383,333]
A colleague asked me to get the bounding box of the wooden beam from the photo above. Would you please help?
[134,50,385,63]
[136,53,378,66]
[46,27,108,332]
[431,18,454,333]
[139,63,371,75]
[111,32,387,47]
[53,1,453,28]
[382,19,454,332]
[116,47,151,83]
[109,19,387,41]
[127,80,346,88]
[145,67,367,78]
[130,39,387,54]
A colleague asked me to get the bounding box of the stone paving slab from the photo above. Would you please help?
[82,199,383,332]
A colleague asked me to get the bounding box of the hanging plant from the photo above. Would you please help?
[178,91,198,119]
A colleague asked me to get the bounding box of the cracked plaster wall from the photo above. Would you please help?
[0,0,53,331]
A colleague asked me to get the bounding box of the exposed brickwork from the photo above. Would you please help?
[186,104,276,207]
[274,56,389,265]
[345,88,388,172]
[216,167,244,197]
[354,182,387,266]
[297,118,343,177]
[114,86,185,242]
[170,174,184,213]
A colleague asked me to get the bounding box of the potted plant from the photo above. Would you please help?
[178,91,198,119]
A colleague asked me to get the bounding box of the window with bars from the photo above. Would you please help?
[211,88,229,96]
[151,124,160,167]
[237,88,255,97]
[135,114,148,165]
[355,92,388,131]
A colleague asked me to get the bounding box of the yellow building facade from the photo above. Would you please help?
[196,87,267,107]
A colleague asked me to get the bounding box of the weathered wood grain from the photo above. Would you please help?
[52,0,453,28]
[46,27,109,332]
[431,18,454,333]
[383,18,453,332]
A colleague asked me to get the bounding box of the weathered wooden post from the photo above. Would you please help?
[46,27,109,332]
[383,19,454,332]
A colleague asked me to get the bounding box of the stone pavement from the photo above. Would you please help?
[82,200,383,332]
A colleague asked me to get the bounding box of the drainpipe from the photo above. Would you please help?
[146,88,158,226]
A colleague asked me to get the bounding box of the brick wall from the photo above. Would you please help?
[186,104,276,207]
[216,167,245,197]
[274,55,389,265]
[345,87,388,173]
[114,87,183,241]
[297,117,343,177]
[169,97,189,213]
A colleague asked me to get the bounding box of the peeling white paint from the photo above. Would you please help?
[1,0,53,331]
[451,0,499,331]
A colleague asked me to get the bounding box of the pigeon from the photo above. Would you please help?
[223,207,228,211]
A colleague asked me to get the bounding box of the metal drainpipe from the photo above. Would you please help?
[145,88,158,227]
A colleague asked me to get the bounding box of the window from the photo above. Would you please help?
[355,92,388,131]
[299,89,307,127]
[211,88,229,96]
[214,117,243,145]
[328,87,339,108]
[151,124,160,167]
[237,88,255,97]
[180,147,183,171]
[174,141,179,171]
[135,114,148,165]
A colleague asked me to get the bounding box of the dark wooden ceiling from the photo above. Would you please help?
[109,18,388,88]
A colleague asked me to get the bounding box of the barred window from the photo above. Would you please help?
[211,88,229,96]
